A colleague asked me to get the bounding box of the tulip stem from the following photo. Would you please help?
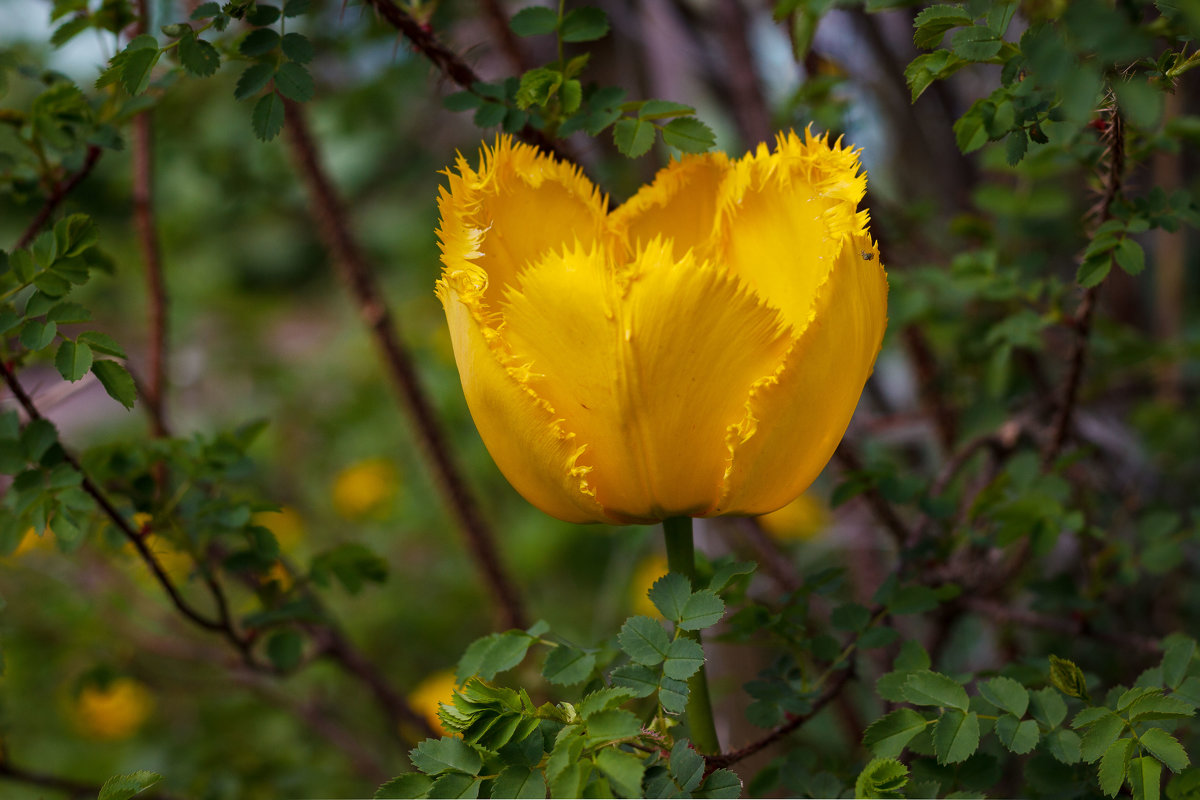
[662,516,721,755]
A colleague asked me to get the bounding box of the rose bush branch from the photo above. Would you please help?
[14,145,102,251]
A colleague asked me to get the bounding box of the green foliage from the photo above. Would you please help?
[96,771,163,800]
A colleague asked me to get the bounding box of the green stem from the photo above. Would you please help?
[662,516,720,755]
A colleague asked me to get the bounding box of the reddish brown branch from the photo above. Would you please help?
[14,145,102,251]
[281,99,527,631]
[833,444,913,549]
[705,667,852,772]
[903,326,957,452]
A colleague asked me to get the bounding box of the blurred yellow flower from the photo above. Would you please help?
[331,459,399,520]
[73,678,153,740]
[630,554,669,617]
[12,527,54,557]
[758,493,830,541]
[437,131,887,524]
[261,560,293,592]
[253,506,305,552]
[408,669,458,736]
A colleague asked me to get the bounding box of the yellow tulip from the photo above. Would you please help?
[73,678,153,740]
[436,131,887,524]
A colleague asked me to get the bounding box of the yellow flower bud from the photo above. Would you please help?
[73,678,153,740]
[436,131,887,523]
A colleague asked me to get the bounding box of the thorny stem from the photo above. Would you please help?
[281,99,527,631]
[662,516,720,755]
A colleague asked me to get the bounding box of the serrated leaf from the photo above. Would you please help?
[240,28,280,56]
[252,92,285,141]
[580,687,639,718]
[953,109,988,153]
[695,769,742,799]
[913,5,973,49]
[1050,655,1091,702]
[618,616,670,665]
[1115,238,1146,275]
[951,25,1003,60]
[235,63,274,100]
[996,715,1040,754]
[613,117,654,157]
[77,331,125,358]
[120,45,161,95]
[1142,729,1191,773]
[1127,693,1196,723]
[283,0,310,16]
[679,590,724,631]
[903,670,970,712]
[637,99,693,119]
[1077,253,1111,287]
[932,709,980,765]
[490,766,545,799]
[92,360,136,407]
[1163,636,1197,690]
[1100,737,1136,797]
[648,572,689,621]
[45,302,90,323]
[586,708,642,744]
[509,6,558,37]
[456,630,533,683]
[542,645,595,686]
[863,708,930,758]
[662,116,716,155]
[979,676,1030,718]
[610,664,657,698]
[473,102,506,128]
[409,737,483,776]
[669,740,704,792]
[20,319,58,351]
[855,757,909,799]
[443,92,480,112]
[375,773,433,799]
[1081,712,1126,763]
[658,676,688,714]
[1030,687,1068,729]
[1046,728,1083,764]
[560,6,609,42]
[1131,755,1165,800]
[179,35,220,77]
[282,32,314,63]
[98,771,163,800]
[1006,129,1028,165]
[274,61,313,102]
[428,773,479,799]
[55,340,92,381]
[192,2,220,18]
[663,637,704,680]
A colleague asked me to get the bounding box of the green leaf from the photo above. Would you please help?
[1101,737,1136,797]
[92,360,136,409]
[456,630,533,682]
[669,740,703,792]
[121,45,162,95]
[863,708,930,758]
[1081,712,1126,763]
[283,0,310,17]
[618,616,670,665]
[580,687,639,718]
[913,5,973,49]
[594,748,645,797]
[427,773,479,799]
[1005,129,1028,165]
[662,637,704,680]
[375,773,434,799]
[45,302,90,323]
[657,117,716,153]
[1046,729,1082,764]
[951,25,1003,60]
[658,676,689,714]
[235,63,274,100]
[240,28,280,57]
[832,602,872,632]
[192,2,221,18]
[274,62,313,103]
[179,34,220,77]
[77,331,125,358]
[613,118,654,158]
[33,271,71,298]
[560,7,609,42]
[266,630,303,671]
[1142,729,1191,773]
[98,771,163,800]
[1050,655,1091,702]
[309,542,387,594]
[546,728,584,781]
[979,676,1029,718]
[20,320,58,351]
[694,769,742,799]
[609,664,657,697]
[282,32,314,63]
[1115,238,1146,276]
[1163,636,1197,690]
[1030,687,1068,729]
[648,572,690,621]
[1077,253,1111,287]
[1131,756,1164,800]
[55,340,93,381]
[247,4,281,25]
[585,709,642,744]
[637,99,693,119]
[932,709,980,765]
[953,109,988,153]
[252,92,285,141]
[855,757,909,799]
[1126,692,1196,723]
[509,6,558,37]
[20,419,56,463]
[549,761,589,799]
[707,560,755,592]
[905,50,965,101]
[473,102,507,128]
[490,766,545,799]
[542,645,595,686]
[409,737,483,776]
[995,715,1039,754]
[678,590,724,631]
[443,92,481,112]
[902,670,970,712]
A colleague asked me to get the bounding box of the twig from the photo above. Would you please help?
[833,443,913,549]
[479,0,532,72]
[960,595,1160,655]
[281,99,527,631]
[360,0,568,160]
[704,667,852,772]
[14,145,102,250]
[734,518,802,593]
[0,362,265,668]
[902,326,957,452]
[1044,109,1125,465]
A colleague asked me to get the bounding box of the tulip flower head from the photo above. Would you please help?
[437,131,887,524]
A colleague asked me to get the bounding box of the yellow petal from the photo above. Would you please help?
[607,152,731,262]
[717,232,887,515]
[502,240,791,522]
[437,138,607,311]
[438,272,605,523]
[715,129,869,333]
